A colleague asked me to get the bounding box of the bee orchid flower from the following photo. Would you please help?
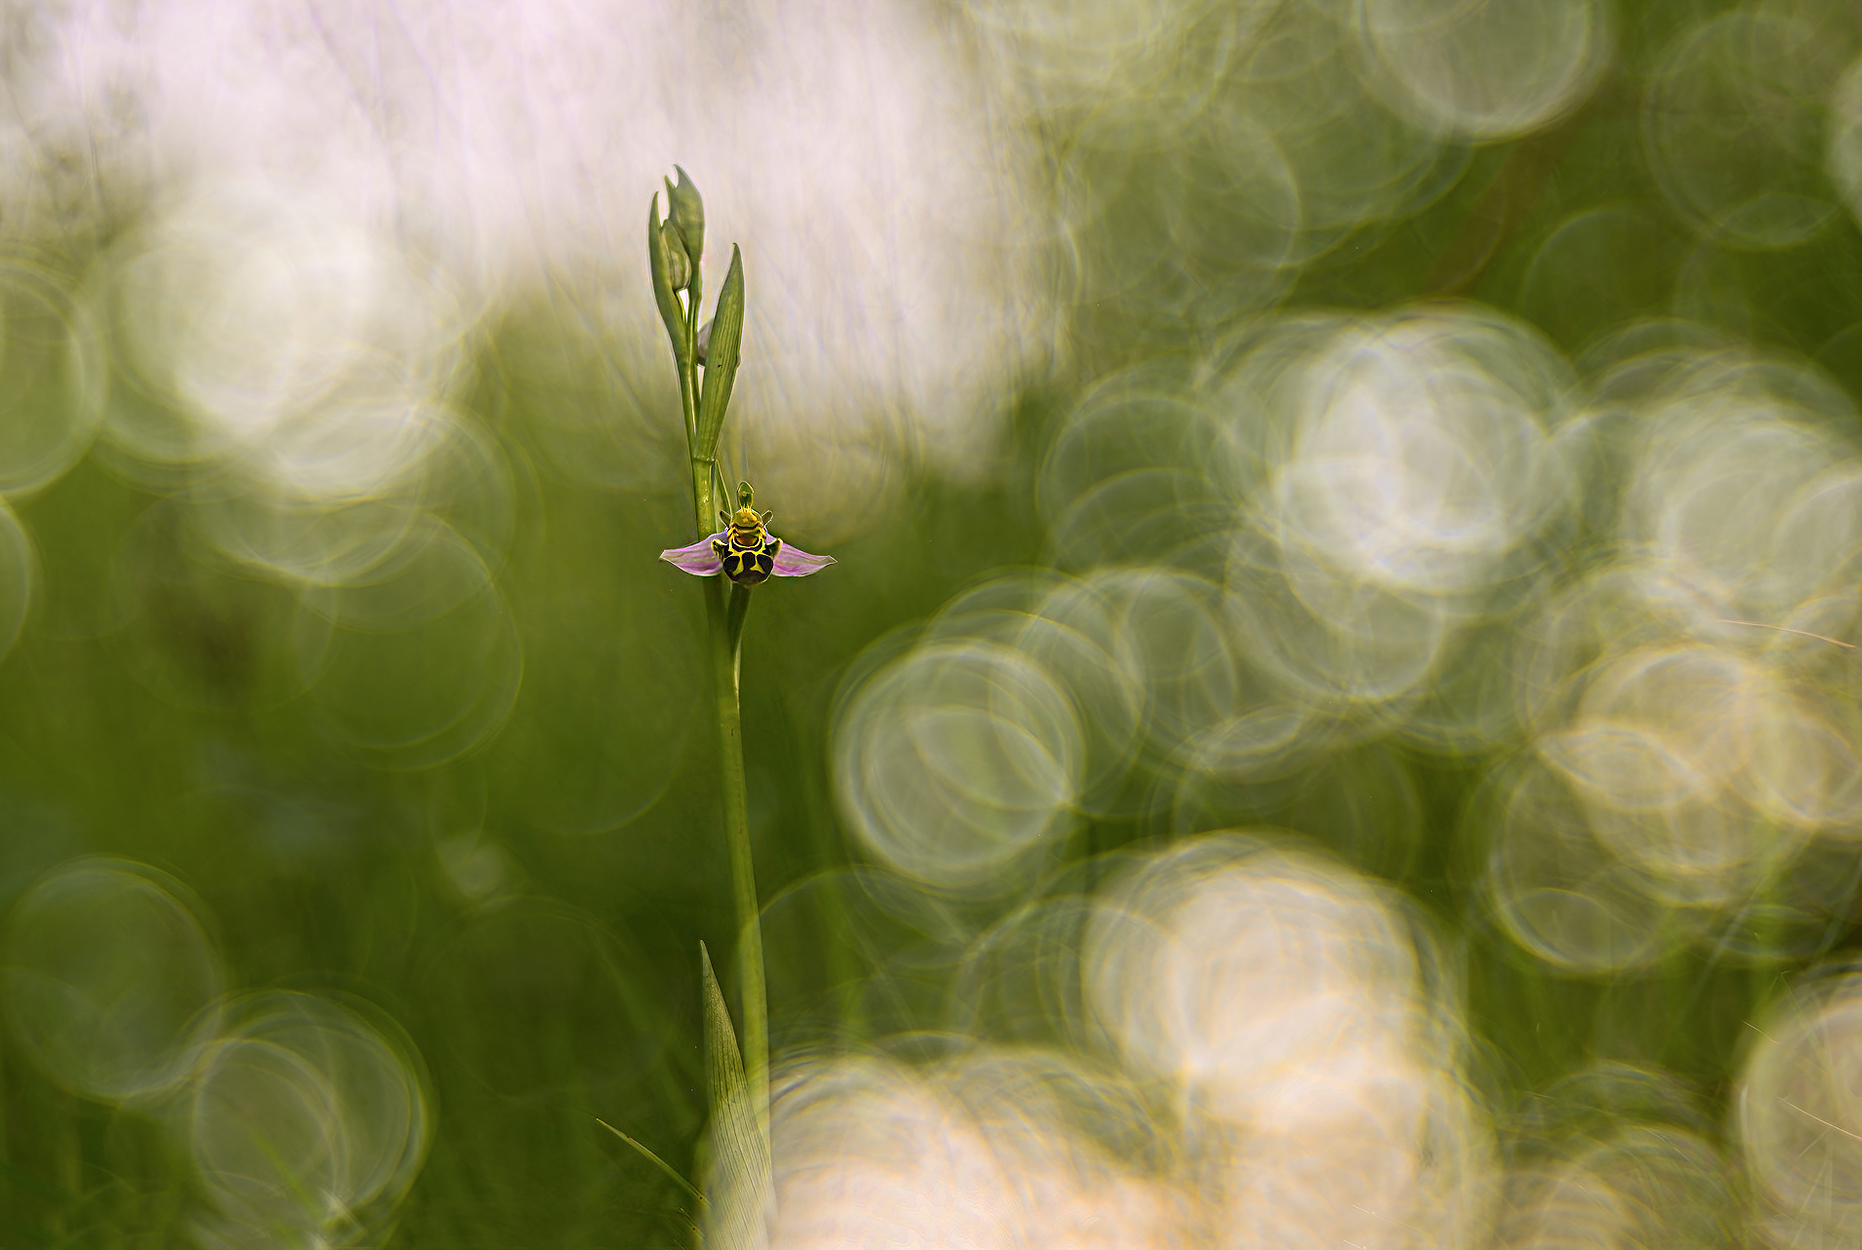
[661,482,835,585]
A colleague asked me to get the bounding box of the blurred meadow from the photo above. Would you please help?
[6,0,1862,1245]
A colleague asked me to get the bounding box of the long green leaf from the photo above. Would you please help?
[693,245,745,465]
[648,193,688,359]
[700,940,771,1250]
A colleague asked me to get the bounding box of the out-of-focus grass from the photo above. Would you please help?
[0,379,1047,1245]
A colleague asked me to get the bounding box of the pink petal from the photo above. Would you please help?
[771,542,836,577]
[660,533,725,576]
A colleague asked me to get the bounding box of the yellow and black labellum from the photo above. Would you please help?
[712,505,782,586]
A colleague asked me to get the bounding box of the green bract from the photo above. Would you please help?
[693,245,744,467]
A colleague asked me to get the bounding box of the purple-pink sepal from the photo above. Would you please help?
[770,545,835,576]
[659,533,726,576]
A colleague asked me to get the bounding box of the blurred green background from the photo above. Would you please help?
[6,0,1862,1245]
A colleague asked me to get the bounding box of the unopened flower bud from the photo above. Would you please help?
[666,166,705,271]
[662,223,690,291]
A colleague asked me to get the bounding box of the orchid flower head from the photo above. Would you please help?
[660,482,835,585]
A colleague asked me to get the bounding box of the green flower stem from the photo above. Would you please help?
[684,278,711,535]
[706,576,769,1150]
[679,365,700,457]
[691,455,716,537]
[675,278,770,1154]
